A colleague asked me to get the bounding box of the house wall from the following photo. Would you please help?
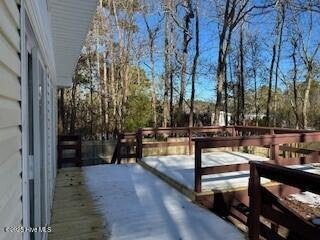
[0,1,23,240]
[0,1,58,240]
[22,1,58,240]
[1,0,92,239]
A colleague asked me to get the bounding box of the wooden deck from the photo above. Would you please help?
[49,164,244,240]
[139,152,320,225]
[49,167,109,240]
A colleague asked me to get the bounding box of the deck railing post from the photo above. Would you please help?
[194,141,202,193]
[77,136,82,167]
[188,127,192,155]
[117,134,123,164]
[136,129,143,160]
[231,127,236,152]
[58,143,62,169]
[248,162,261,240]
[270,129,279,161]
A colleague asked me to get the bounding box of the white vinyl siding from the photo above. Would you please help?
[0,1,22,240]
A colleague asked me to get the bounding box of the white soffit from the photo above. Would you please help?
[50,0,98,87]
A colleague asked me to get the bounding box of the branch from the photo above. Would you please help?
[170,13,193,38]
[232,1,277,29]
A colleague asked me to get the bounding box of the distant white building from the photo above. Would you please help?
[211,111,232,126]
[245,113,266,120]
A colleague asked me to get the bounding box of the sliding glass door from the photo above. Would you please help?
[25,16,49,240]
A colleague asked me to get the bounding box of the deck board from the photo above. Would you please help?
[82,164,244,240]
[50,164,244,240]
[49,167,109,240]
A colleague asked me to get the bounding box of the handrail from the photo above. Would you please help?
[136,125,229,159]
[121,126,320,192]
[235,125,317,133]
[248,161,320,240]
[135,126,319,161]
[193,130,320,192]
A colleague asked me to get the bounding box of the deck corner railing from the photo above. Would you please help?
[248,161,320,240]
[193,129,320,193]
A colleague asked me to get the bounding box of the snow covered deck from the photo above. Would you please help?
[141,151,320,193]
[142,151,270,192]
[51,164,245,240]
[83,164,244,240]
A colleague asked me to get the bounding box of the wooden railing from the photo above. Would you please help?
[113,126,228,163]
[114,126,320,168]
[58,135,82,168]
[248,161,320,240]
[111,132,137,164]
[136,126,230,160]
[193,131,320,192]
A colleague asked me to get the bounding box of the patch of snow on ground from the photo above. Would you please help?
[289,192,320,208]
[83,164,244,240]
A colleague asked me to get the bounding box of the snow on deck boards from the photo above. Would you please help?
[83,164,244,240]
[142,151,270,192]
[142,151,320,192]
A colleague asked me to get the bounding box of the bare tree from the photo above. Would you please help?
[69,78,78,135]
[286,13,300,129]
[300,13,320,128]
[189,0,199,127]
[163,0,174,127]
[143,10,161,128]
[273,2,286,126]
[58,89,66,134]
[178,0,194,120]
[239,15,245,125]
[213,0,272,125]
[266,1,285,126]
[247,34,261,126]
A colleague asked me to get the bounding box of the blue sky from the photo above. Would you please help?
[131,1,320,101]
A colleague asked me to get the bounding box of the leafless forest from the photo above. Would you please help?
[58,0,320,139]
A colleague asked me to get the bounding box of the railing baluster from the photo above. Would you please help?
[248,162,261,240]
[188,127,192,155]
[194,141,202,193]
[136,129,143,160]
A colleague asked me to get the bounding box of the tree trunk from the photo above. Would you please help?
[215,39,227,125]
[151,58,157,128]
[149,43,157,128]
[178,0,194,123]
[170,71,174,127]
[69,82,77,135]
[291,38,299,128]
[266,9,282,126]
[236,56,241,125]
[273,4,285,127]
[239,19,245,125]
[58,88,66,134]
[163,0,172,127]
[143,15,159,128]
[224,63,228,126]
[189,1,199,127]
[302,63,313,129]
[266,43,276,126]
[100,50,108,139]
[214,0,235,125]
[254,69,258,126]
